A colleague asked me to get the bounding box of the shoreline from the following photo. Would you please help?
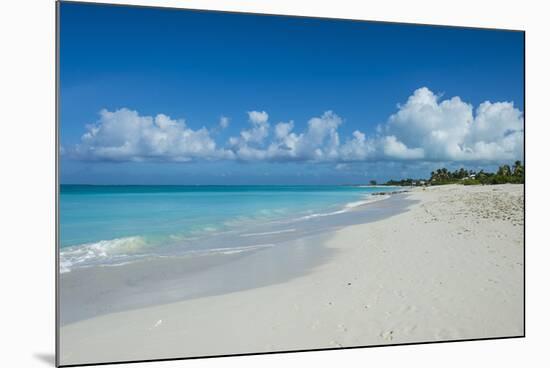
[59,191,412,325]
[59,184,524,366]
[59,185,402,273]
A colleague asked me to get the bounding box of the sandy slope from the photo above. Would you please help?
[59,184,524,365]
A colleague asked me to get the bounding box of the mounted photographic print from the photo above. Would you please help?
[56,1,525,366]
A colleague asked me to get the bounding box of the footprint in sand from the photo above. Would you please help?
[380,330,394,341]
[394,290,405,298]
[337,324,348,332]
[401,305,418,314]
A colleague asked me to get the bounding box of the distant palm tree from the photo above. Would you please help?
[497,165,512,176]
[513,160,524,177]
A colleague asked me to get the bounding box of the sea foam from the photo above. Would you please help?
[60,236,149,273]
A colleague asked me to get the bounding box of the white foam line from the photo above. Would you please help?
[240,229,296,237]
[294,193,392,221]
[191,243,276,256]
[297,209,347,220]
[344,194,391,209]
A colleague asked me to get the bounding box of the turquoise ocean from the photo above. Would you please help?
[60,185,396,273]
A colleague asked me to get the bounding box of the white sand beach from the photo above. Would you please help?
[59,184,524,365]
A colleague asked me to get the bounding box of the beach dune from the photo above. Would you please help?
[59,184,524,365]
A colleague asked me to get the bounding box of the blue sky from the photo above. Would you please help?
[59,2,524,185]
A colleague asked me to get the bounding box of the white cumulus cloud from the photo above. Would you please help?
[247,110,269,124]
[235,110,270,145]
[381,135,425,160]
[257,111,343,162]
[69,87,523,164]
[382,87,523,161]
[71,108,233,162]
[219,116,230,129]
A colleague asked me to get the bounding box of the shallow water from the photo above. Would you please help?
[59,193,415,325]
[59,185,399,273]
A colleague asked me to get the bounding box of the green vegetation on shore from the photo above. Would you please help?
[384,161,524,186]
